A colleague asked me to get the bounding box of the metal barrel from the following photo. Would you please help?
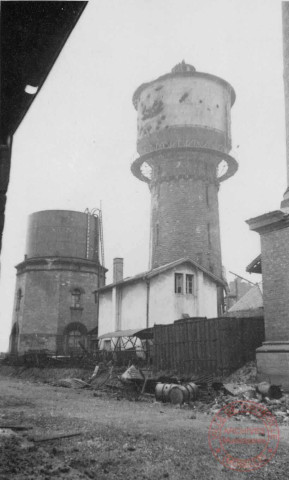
[170,385,193,404]
[185,382,199,401]
[169,386,184,405]
[155,383,179,402]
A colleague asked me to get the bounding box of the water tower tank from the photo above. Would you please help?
[26,210,99,261]
[132,61,237,183]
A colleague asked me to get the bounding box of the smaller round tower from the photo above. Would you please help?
[10,210,106,355]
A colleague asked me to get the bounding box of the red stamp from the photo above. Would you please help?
[208,400,279,472]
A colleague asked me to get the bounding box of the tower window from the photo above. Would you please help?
[16,289,22,311]
[207,223,211,248]
[156,224,160,245]
[71,289,82,309]
[175,273,183,294]
[186,274,194,294]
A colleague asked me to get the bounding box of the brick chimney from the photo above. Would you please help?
[113,258,123,283]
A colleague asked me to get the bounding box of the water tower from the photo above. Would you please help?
[10,209,106,355]
[131,62,237,296]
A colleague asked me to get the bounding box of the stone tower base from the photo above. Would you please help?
[256,341,289,392]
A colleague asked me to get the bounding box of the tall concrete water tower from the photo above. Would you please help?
[10,209,106,355]
[131,62,237,311]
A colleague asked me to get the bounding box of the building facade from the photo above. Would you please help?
[98,258,225,341]
[10,210,106,354]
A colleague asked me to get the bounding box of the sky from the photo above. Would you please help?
[0,0,287,351]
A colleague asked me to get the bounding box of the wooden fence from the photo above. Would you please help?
[153,316,264,377]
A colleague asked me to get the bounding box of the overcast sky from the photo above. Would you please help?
[0,0,286,351]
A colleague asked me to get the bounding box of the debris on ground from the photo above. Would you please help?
[222,383,255,397]
[256,381,282,399]
[151,361,289,424]
[29,431,83,443]
[54,378,91,389]
[4,360,288,424]
[188,382,289,424]
[0,424,33,431]
[120,365,144,383]
[223,360,257,384]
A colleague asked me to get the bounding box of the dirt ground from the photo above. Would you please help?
[1,372,289,480]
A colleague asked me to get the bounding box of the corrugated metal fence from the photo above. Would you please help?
[153,316,264,377]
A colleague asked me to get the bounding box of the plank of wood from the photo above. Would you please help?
[30,431,82,442]
[0,424,33,431]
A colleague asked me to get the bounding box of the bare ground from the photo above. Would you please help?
[0,372,289,480]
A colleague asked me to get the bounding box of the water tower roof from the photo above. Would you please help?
[171,61,196,73]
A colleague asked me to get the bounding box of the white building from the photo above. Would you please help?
[97,257,225,342]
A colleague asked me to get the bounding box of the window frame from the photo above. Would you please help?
[186,274,194,294]
[174,273,183,294]
[71,288,83,309]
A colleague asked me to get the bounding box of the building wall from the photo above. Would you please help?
[202,274,218,317]
[149,151,222,276]
[10,259,103,353]
[119,282,147,330]
[149,264,198,324]
[98,263,218,339]
[261,227,289,340]
[98,290,113,336]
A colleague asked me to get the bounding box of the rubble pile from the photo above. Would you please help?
[186,382,289,424]
[223,360,257,384]
[39,360,289,422]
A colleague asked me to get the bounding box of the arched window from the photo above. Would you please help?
[15,289,22,311]
[67,330,82,351]
[70,288,84,309]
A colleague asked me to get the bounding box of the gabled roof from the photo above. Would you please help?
[95,257,226,293]
[228,283,263,313]
[246,254,262,274]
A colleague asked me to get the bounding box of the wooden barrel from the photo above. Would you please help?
[185,382,199,401]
